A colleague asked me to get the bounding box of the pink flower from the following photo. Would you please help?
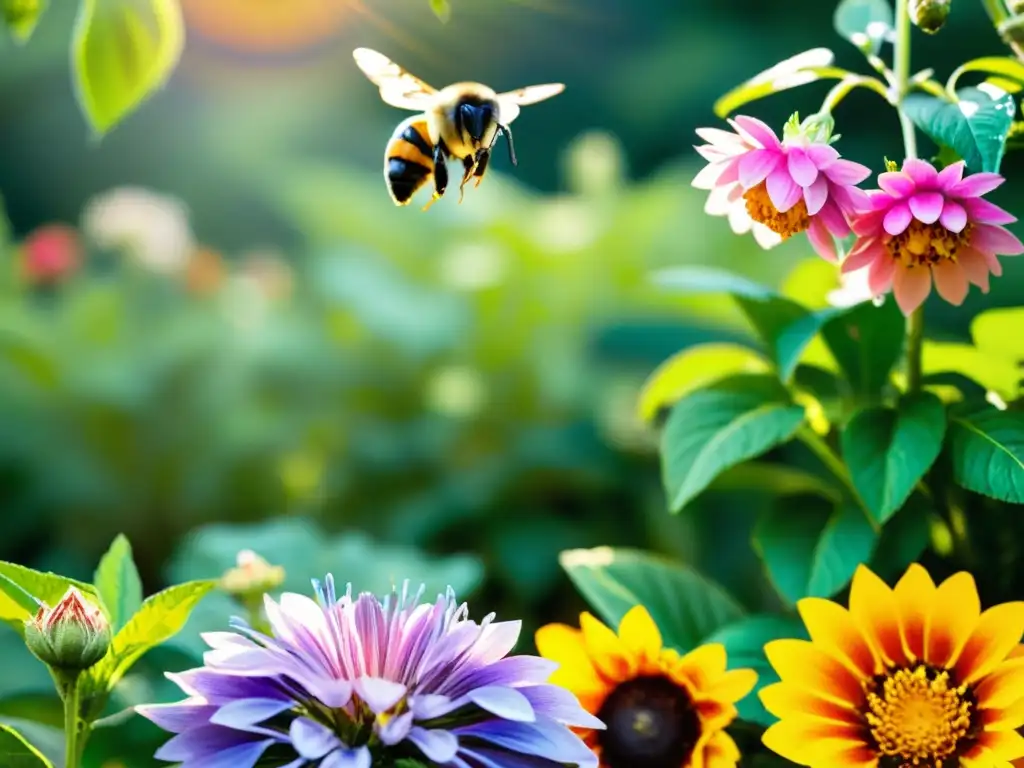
[20,224,81,285]
[843,159,1024,315]
[692,115,871,260]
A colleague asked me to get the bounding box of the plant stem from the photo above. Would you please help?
[894,0,927,392]
[981,0,1009,26]
[63,677,80,768]
[797,428,877,529]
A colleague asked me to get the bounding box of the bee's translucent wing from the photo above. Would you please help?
[496,83,565,125]
[353,48,438,111]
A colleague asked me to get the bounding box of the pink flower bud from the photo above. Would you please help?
[24,587,111,671]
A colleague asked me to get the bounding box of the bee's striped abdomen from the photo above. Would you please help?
[384,115,435,205]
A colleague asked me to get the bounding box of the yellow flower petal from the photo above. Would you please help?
[975,729,1024,762]
[975,657,1024,710]
[925,571,980,668]
[764,639,865,705]
[703,730,741,768]
[759,681,860,723]
[617,605,662,669]
[675,642,727,690]
[798,597,878,679]
[534,623,606,693]
[955,602,1024,686]
[849,564,907,667]
[761,718,868,767]
[980,695,1024,732]
[579,612,636,682]
[704,668,758,704]
[893,562,936,662]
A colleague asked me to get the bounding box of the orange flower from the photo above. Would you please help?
[761,563,1024,768]
[536,605,757,768]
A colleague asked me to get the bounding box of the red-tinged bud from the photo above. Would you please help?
[24,587,111,671]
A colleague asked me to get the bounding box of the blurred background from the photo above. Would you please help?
[1,0,1023,764]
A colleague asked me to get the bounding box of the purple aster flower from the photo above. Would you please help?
[137,577,604,768]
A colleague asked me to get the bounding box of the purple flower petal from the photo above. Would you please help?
[908,192,944,224]
[972,224,1024,255]
[455,717,597,766]
[456,746,570,768]
[409,726,460,762]
[377,711,414,745]
[738,149,782,188]
[766,167,801,213]
[939,200,968,233]
[320,748,372,768]
[902,158,939,187]
[210,698,294,729]
[465,686,536,722]
[787,148,818,187]
[518,685,606,730]
[155,725,271,763]
[136,700,218,733]
[290,717,342,759]
[883,202,913,235]
[167,670,289,705]
[731,115,781,149]
[948,172,1004,198]
[178,739,278,768]
[877,172,915,198]
[803,174,829,216]
[354,677,406,714]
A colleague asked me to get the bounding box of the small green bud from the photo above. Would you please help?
[2,0,44,42]
[24,587,111,672]
[220,550,285,599]
[910,0,951,34]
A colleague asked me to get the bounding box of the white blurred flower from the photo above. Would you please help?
[827,265,883,308]
[82,187,195,274]
[530,198,602,253]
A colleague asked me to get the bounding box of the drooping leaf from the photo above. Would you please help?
[753,499,877,605]
[713,48,848,118]
[922,341,1021,401]
[841,393,947,523]
[948,408,1024,503]
[947,57,1024,95]
[0,563,98,637]
[0,724,52,767]
[703,615,808,726]
[661,375,806,512]
[2,0,48,44]
[71,0,185,135]
[559,547,745,653]
[834,0,894,54]
[93,534,144,633]
[80,580,216,719]
[820,298,904,398]
[637,343,770,423]
[904,86,1017,173]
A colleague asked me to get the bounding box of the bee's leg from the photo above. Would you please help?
[423,143,449,211]
[472,148,491,188]
[499,124,517,167]
[458,155,477,203]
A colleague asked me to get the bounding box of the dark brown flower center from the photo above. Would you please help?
[596,675,700,768]
[865,664,980,768]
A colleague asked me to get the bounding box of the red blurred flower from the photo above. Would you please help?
[20,224,81,286]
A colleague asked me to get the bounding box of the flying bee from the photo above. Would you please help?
[352,48,565,209]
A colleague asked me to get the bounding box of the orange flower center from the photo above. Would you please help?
[743,180,810,239]
[864,665,976,765]
[596,676,700,768]
[885,220,974,268]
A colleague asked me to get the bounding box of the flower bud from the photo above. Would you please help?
[910,0,950,34]
[220,550,285,598]
[2,0,42,39]
[24,587,111,672]
[1009,0,1024,14]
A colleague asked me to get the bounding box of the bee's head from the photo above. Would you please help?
[456,97,498,147]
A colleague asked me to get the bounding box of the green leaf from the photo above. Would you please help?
[428,0,450,21]
[93,534,143,633]
[834,0,893,54]
[869,498,933,583]
[71,0,185,136]
[709,462,842,504]
[754,499,877,605]
[922,341,1021,401]
[904,86,1017,173]
[703,615,808,726]
[971,307,1024,371]
[841,393,947,523]
[0,563,98,638]
[949,408,1024,503]
[80,580,215,718]
[2,0,48,44]
[559,547,745,653]
[713,48,848,118]
[0,724,52,767]
[948,57,1024,95]
[661,375,806,512]
[820,298,904,398]
[637,343,770,423]
[775,307,845,382]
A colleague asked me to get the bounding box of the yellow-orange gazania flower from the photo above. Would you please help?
[761,563,1024,768]
[536,605,757,768]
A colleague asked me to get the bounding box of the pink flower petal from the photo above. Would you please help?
[692,162,725,190]
[902,158,939,188]
[787,149,819,187]
[704,183,739,216]
[806,218,837,262]
[908,192,944,224]
[766,166,801,213]
[948,172,1004,198]
[695,127,748,149]
[936,161,965,190]
[878,172,916,198]
[851,210,885,237]
[972,224,1024,255]
[932,260,969,305]
[843,237,885,272]
[893,265,932,315]
[805,144,840,168]
[939,200,967,233]
[959,247,991,292]
[868,254,896,295]
[803,175,829,216]
[694,144,728,162]
[739,149,783,188]
[819,199,851,237]
[883,202,913,235]
[963,197,1017,225]
[716,156,742,187]
[823,159,871,186]
[731,116,781,149]
[832,184,871,214]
